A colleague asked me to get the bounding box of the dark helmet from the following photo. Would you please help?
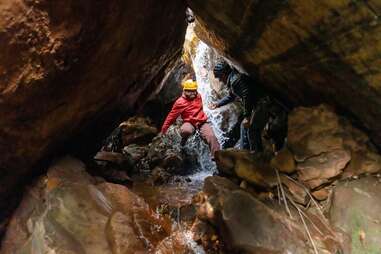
[213,61,232,79]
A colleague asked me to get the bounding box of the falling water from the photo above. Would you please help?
[191,40,241,147]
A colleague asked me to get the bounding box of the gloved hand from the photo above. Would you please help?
[208,103,218,110]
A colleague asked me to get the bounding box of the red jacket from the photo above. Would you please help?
[161,93,208,133]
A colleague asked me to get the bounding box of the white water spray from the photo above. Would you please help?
[191,39,240,146]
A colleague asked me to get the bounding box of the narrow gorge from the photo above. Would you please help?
[1,1,381,253]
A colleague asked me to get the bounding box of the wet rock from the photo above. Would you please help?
[1,157,171,254]
[154,231,200,254]
[120,117,158,146]
[94,150,132,166]
[329,176,381,253]
[144,133,189,175]
[93,150,134,183]
[191,219,220,252]
[162,152,183,174]
[122,144,148,163]
[0,0,187,210]
[215,149,277,188]
[147,135,178,166]
[196,176,239,224]
[271,147,296,174]
[151,167,171,185]
[106,212,144,253]
[297,149,351,188]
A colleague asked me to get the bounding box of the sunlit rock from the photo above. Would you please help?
[297,149,351,188]
[215,149,277,188]
[271,147,296,174]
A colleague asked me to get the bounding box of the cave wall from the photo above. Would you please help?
[0,0,187,202]
[188,0,381,147]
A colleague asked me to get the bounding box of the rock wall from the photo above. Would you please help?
[188,0,381,147]
[0,0,187,203]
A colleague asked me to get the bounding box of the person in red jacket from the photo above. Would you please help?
[161,79,220,158]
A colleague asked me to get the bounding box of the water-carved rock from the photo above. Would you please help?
[1,157,171,254]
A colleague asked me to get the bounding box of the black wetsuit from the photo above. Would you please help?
[216,70,287,152]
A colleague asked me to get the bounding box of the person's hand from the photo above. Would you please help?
[208,103,218,110]
[242,117,250,128]
[157,132,165,139]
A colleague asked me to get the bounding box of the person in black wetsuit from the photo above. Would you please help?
[209,60,287,153]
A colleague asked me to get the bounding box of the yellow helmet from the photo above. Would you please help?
[182,79,198,90]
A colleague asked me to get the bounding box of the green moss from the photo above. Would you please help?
[350,209,381,254]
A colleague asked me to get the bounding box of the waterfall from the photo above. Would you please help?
[191,41,241,146]
[179,33,241,181]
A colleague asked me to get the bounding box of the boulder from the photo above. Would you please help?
[196,176,239,224]
[151,167,171,185]
[94,150,131,165]
[122,144,148,164]
[120,117,158,146]
[297,149,351,187]
[271,147,296,174]
[215,149,277,188]
[342,151,381,178]
[329,177,381,254]
[311,188,330,201]
[221,190,309,253]
[0,0,186,208]
[287,105,381,188]
[197,176,343,254]
[1,157,171,254]
[189,0,381,148]
[288,105,346,161]
[197,177,314,253]
[191,219,219,252]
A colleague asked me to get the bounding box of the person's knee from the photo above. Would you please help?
[180,123,194,137]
